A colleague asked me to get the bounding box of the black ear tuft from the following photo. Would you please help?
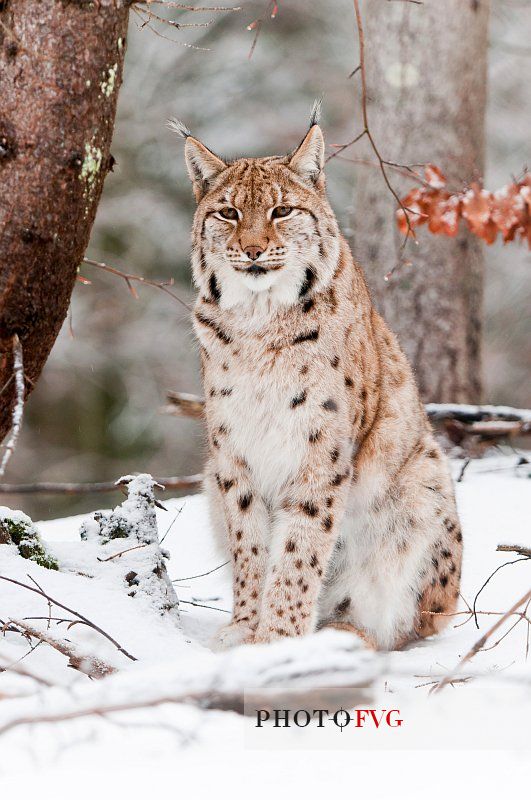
[167,118,192,139]
[309,96,323,128]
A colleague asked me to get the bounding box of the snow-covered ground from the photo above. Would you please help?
[1,454,530,796]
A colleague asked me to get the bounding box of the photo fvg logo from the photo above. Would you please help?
[256,707,403,731]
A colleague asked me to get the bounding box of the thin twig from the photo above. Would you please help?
[172,560,230,582]
[28,575,53,631]
[133,7,211,50]
[325,130,367,164]
[82,258,192,312]
[179,599,230,613]
[97,543,150,563]
[159,505,184,545]
[0,575,138,662]
[457,458,471,482]
[0,335,24,479]
[326,0,417,253]
[432,587,531,693]
[247,0,278,60]
[330,153,431,188]
[138,7,214,28]
[0,375,14,398]
[352,0,414,246]
[472,556,531,628]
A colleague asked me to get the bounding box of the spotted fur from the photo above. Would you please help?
[180,122,462,651]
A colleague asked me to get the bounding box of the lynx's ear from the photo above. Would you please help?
[289,125,325,186]
[168,120,227,201]
[184,137,227,201]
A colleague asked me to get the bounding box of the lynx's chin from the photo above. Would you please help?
[237,268,279,293]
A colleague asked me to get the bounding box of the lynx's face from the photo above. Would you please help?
[180,124,340,311]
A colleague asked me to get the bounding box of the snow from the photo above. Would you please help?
[1,454,530,794]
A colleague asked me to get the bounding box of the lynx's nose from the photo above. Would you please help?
[244,245,264,261]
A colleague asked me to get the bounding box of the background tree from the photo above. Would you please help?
[348,0,490,403]
[0,0,129,439]
[2,0,529,519]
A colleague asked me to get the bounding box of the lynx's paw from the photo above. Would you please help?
[210,622,255,652]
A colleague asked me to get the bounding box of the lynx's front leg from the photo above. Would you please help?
[207,456,270,651]
[254,425,352,644]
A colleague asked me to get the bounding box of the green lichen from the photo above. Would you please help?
[79,142,103,189]
[80,511,129,545]
[100,63,118,98]
[0,512,59,570]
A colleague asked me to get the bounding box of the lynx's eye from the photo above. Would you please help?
[272,205,293,219]
[217,207,239,221]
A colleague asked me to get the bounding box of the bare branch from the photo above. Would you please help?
[138,1,241,10]
[0,636,373,735]
[137,7,214,27]
[246,0,278,60]
[432,587,531,693]
[352,0,415,248]
[164,390,205,419]
[472,556,531,627]
[330,153,432,188]
[133,7,211,50]
[172,560,230,582]
[426,402,531,431]
[0,474,202,496]
[0,575,138,662]
[82,258,192,312]
[179,599,230,613]
[497,544,531,558]
[97,543,149,563]
[9,620,116,679]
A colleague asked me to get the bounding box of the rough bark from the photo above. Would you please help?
[0,0,130,440]
[349,0,489,403]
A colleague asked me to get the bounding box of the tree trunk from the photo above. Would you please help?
[349,0,489,403]
[0,0,130,440]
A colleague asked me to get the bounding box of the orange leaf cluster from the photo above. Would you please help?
[397,166,531,248]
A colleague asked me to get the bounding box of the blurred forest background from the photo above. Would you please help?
[6,0,530,519]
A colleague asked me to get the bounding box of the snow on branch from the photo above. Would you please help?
[0,574,138,663]
[80,474,180,619]
[0,335,24,479]
[0,630,377,736]
[7,620,116,679]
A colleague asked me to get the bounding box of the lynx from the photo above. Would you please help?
[174,110,462,651]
